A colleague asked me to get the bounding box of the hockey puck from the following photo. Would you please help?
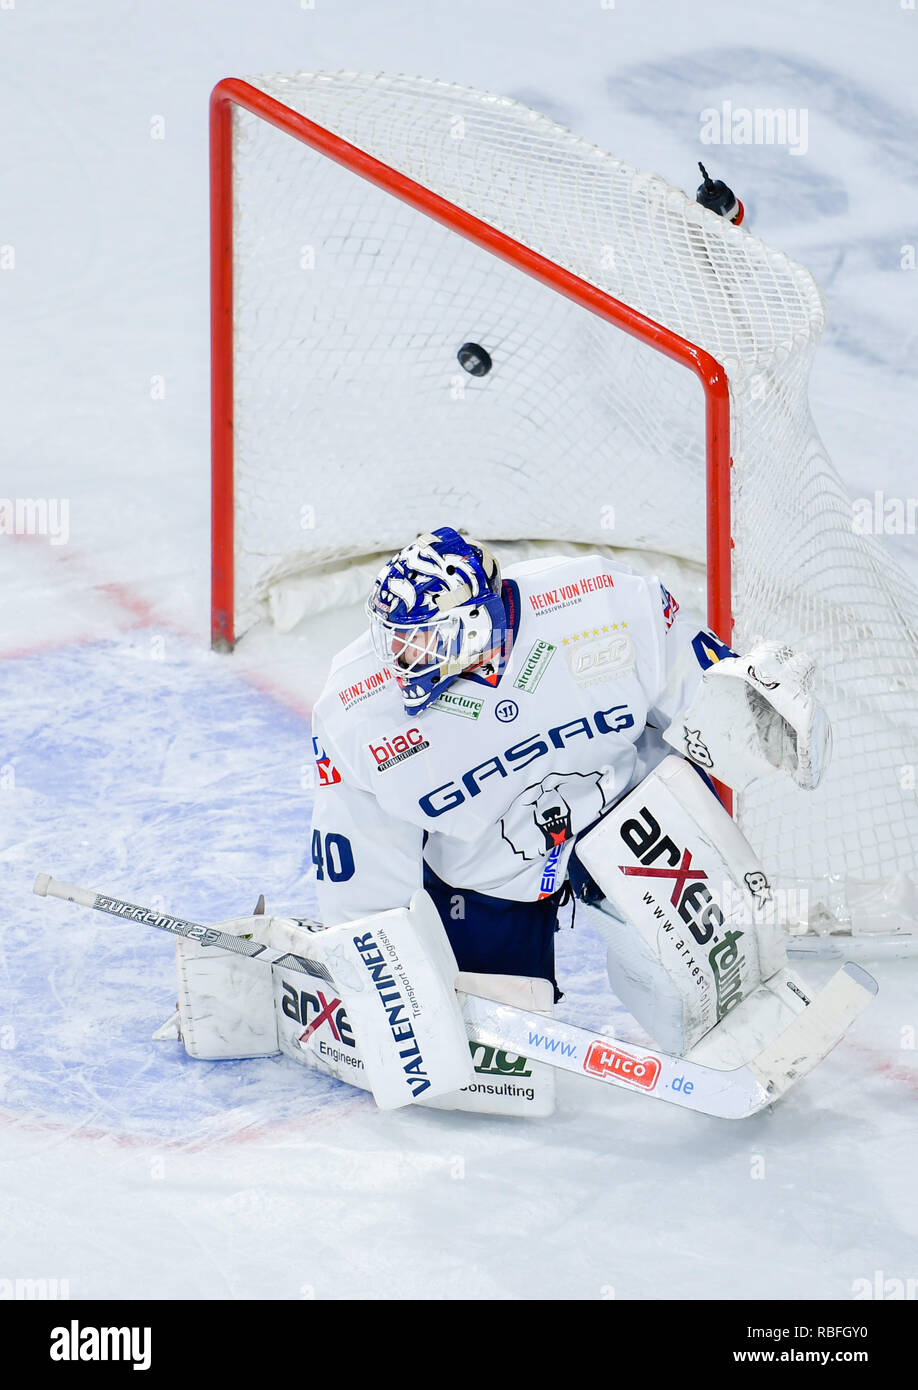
[457,342,492,376]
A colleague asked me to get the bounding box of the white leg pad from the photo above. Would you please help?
[578,898,692,1058]
[575,755,788,1055]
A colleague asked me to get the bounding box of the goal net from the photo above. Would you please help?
[211,71,918,932]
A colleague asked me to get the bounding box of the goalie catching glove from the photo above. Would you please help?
[663,639,832,791]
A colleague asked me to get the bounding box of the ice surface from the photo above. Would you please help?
[1,0,916,1301]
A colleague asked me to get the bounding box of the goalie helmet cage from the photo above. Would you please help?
[210,71,918,926]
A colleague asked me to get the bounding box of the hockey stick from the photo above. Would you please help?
[461,968,875,1120]
[32,873,336,982]
[32,873,876,1120]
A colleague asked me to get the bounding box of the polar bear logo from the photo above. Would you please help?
[500,770,616,862]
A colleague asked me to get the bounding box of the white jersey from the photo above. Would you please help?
[310,554,729,924]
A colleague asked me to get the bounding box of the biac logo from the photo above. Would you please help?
[368,728,429,772]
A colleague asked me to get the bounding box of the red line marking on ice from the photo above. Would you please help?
[0,1090,370,1152]
[3,536,316,720]
[95,582,167,629]
[844,1039,918,1097]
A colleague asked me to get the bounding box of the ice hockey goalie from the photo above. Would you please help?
[166,526,832,1116]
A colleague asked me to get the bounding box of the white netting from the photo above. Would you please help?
[225,71,918,916]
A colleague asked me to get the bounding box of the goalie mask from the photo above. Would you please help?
[366,527,506,713]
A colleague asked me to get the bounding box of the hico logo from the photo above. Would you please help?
[618,807,723,946]
[280,982,356,1047]
[583,1042,661,1090]
[418,704,634,818]
[368,727,430,773]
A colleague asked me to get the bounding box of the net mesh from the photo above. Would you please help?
[225,71,918,916]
